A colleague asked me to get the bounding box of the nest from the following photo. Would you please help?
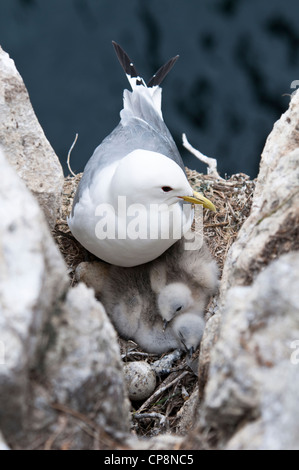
[52,168,256,440]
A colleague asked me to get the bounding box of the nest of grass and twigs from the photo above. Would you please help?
[52,168,256,440]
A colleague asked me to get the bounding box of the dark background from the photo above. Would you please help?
[1,0,298,178]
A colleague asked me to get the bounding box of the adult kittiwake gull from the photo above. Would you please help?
[68,42,215,267]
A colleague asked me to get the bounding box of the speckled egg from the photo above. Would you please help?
[123,361,156,401]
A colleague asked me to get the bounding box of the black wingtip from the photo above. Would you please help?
[112,40,139,79]
[147,55,179,88]
[112,41,179,88]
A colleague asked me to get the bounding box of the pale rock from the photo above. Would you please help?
[0,148,130,447]
[0,431,10,450]
[0,46,64,227]
[202,252,299,449]
[221,91,299,294]
[197,309,221,400]
[0,148,68,439]
[44,283,131,438]
[175,386,199,435]
[196,91,299,446]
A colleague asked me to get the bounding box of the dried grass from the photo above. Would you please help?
[187,170,255,274]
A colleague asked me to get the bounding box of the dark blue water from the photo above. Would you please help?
[1,0,298,178]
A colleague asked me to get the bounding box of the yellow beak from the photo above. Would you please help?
[179,190,216,212]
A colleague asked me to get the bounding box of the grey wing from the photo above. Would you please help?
[72,112,185,211]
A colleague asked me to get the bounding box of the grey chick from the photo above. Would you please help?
[157,282,200,329]
[75,232,218,354]
[171,313,205,356]
[76,261,181,354]
[133,311,205,355]
[76,262,205,354]
[150,233,219,327]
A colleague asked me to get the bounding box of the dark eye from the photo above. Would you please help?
[176,306,182,312]
[162,186,173,192]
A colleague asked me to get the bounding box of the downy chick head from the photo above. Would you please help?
[157,282,194,326]
[172,313,205,356]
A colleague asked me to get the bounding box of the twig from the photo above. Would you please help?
[51,402,99,432]
[212,189,227,199]
[226,200,239,222]
[133,412,167,426]
[67,133,78,177]
[204,221,229,228]
[239,193,255,215]
[50,402,127,448]
[54,229,75,241]
[182,133,223,179]
[136,370,189,413]
[151,349,182,375]
[121,351,156,360]
[44,415,67,450]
